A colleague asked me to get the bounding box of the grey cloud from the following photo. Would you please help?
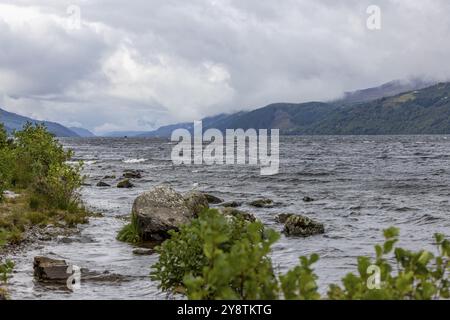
[0,0,450,133]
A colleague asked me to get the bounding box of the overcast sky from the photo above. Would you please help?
[1,0,449,133]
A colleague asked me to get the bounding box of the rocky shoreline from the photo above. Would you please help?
[2,170,326,298]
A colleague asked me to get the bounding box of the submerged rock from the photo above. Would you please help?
[33,257,70,282]
[220,207,256,222]
[132,185,204,241]
[132,248,155,256]
[117,179,134,188]
[96,181,111,187]
[282,214,325,237]
[103,175,116,179]
[202,193,224,204]
[220,201,242,208]
[123,170,142,179]
[303,196,315,202]
[250,198,274,208]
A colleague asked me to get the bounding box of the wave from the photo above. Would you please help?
[122,158,147,164]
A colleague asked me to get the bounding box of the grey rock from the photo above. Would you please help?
[282,214,325,237]
[249,198,274,208]
[33,256,70,282]
[220,207,256,222]
[132,185,198,240]
[202,193,224,204]
[184,191,209,216]
[96,181,111,187]
[117,179,134,188]
[220,201,242,208]
[132,248,155,256]
[275,213,292,224]
[123,170,142,179]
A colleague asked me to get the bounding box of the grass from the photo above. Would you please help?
[117,215,141,244]
[0,190,90,249]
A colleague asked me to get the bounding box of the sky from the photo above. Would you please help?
[1,0,450,134]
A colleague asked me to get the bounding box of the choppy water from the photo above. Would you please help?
[6,135,450,299]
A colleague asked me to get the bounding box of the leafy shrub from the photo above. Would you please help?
[0,122,84,211]
[279,254,321,300]
[327,228,449,300]
[151,210,449,300]
[0,123,88,248]
[34,162,84,211]
[151,209,262,294]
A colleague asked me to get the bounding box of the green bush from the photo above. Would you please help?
[327,228,449,300]
[0,122,84,210]
[151,209,264,294]
[151,210,449,300]
[34,161,84,211]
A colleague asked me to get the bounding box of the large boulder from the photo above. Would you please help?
[132,185,209,241]
[33,256,70,282]
[282,214,325,237]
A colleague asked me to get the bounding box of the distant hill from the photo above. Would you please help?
[311,82,450,134]
[338,79,435,104]
[139,81,450,136]
[0,108,79,137]
[69,127,96,137]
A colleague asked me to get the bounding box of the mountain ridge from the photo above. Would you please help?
[0,108,79,137]
[139,80,450,136]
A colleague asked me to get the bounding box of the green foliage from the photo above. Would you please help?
[328,228,449,300]
[0,122,84,210]
[182,213,280,300]
[151,209,279,299]
[279,254,321,300]
[0,124,14,201]
[151,212,449,300]
[0,259,14,300]
[0,259,14,284]
[0,123,88,248]
[117,215,141,244]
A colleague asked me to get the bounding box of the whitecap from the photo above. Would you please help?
[123,158,147,164]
